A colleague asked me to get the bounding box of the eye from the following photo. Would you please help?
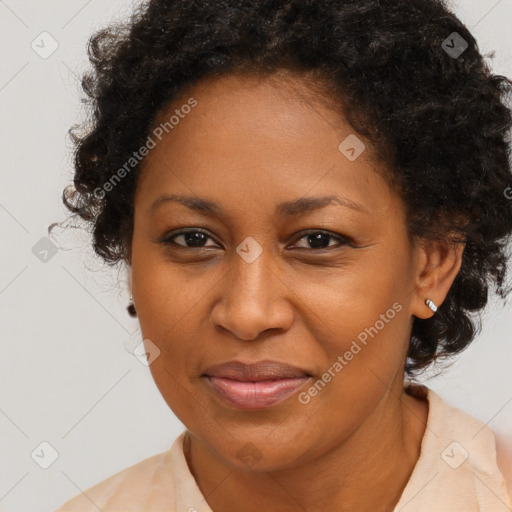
[289,230,350,250]
[161,228,351,251]
[162,228,219,249]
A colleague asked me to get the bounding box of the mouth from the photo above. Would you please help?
[201,360,312,410]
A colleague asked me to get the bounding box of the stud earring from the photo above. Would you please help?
[127,295,137,317]
[425,298,437,313]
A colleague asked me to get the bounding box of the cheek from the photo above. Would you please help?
[292,248,410,346]
[295,302,409,453]
[146,357,220,438]
[132,245,217,337]
[131,257,210,392]
[296,243,413,401]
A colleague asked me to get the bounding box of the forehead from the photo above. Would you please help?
[135,72,396,219]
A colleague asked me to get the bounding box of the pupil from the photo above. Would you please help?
[186,232,206,247]
[181,232,332,249]
[309,233,329,248]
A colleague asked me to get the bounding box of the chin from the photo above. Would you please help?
[194,423,313,472]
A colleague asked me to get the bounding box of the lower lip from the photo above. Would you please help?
[204,375,310,410]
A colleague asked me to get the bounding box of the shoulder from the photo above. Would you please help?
[54,441,179,512]
[427,387,511,484]
[395,384,512,511]
[494,430,512,499]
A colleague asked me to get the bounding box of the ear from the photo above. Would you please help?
[411,238,465,319]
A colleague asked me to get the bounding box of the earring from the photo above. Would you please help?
[425,298,437,313]
[127,295,137,317]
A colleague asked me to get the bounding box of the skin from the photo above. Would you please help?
[128,71,464,512]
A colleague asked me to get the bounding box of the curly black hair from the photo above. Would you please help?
[50,0,512,378]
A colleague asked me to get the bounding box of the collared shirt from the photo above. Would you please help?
[54,386,512,512]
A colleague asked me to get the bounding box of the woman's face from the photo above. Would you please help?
[130,73,426,470]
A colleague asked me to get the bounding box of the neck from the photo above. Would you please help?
[185,382,429,512]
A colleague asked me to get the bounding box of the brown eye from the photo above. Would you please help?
[160,228,352,251]
[162,229,219,249]
[290,230,350,250]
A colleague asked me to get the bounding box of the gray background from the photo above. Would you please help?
[1,1,511,510]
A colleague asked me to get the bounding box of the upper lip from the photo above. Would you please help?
[202,360,311,381]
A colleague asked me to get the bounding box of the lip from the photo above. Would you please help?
[202,360,312,410]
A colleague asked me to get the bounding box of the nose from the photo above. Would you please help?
[209,248,294,341]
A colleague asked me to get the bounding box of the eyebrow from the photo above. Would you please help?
[149,193,368,217]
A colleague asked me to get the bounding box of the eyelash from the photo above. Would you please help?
[161,228,351,251]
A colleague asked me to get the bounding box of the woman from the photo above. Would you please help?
[53,0,512,510]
